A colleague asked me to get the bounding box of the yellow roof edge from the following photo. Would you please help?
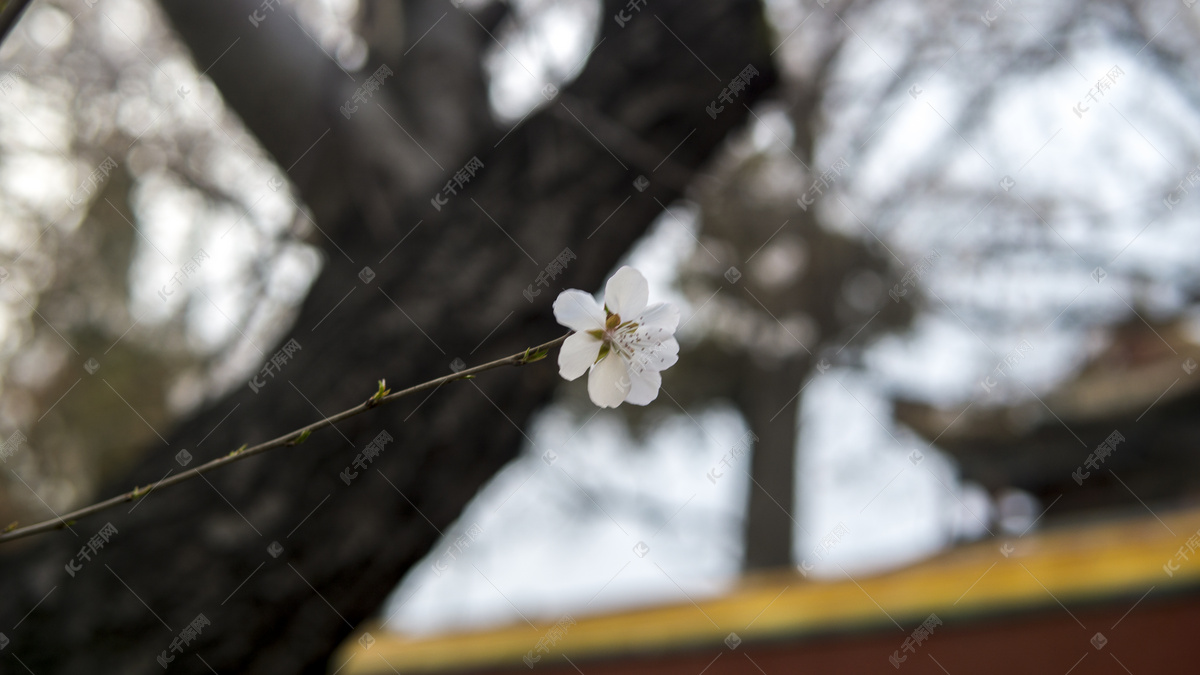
[335,507,1200,674]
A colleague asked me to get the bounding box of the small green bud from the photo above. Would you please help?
[521,347,549,364]
[369,379,391,406]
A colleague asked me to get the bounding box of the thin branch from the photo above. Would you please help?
[0,333,570,545]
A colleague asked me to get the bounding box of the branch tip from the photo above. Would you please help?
[519,346,550,365]
[367,379,391,408]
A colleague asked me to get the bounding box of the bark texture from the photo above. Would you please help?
[0,1,776,673]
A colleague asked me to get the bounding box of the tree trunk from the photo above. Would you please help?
[739,355,808,570]
[0,1,776,673]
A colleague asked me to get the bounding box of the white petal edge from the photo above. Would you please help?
[553,289,605,332]
[636,302,680,332]
[587,352,631,408]
[628,333,680,371]
[624,366,662,406]
[604,266,648,318]
[653,337,680,371]
[558,332,601,381]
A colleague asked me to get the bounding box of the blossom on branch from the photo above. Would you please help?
[553,266,680,408]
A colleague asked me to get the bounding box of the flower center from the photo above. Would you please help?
[589,313,640,364]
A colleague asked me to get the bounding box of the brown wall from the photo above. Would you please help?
[466,592,1199,675]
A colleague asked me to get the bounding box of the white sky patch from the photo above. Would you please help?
[127,174,201,322]
[1,87,72,154]
[796,369,958,578]
[23,4,74,52]
[749,104,796,155]
[485,0,600,121]
[617,200,698,316]
[867,311,1092,406]
[868,313,998,405]
[2,154,74,212]
[185,209,255,351]
[95,0,153,57]
[385,404,749,635]
[264,242,323,305]
[1007,57,1189,212]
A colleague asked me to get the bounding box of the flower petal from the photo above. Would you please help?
[628,332,679,372]
[624,366,662,406]
[587,352,631,408]
[558,332,601,381]
[636,302,680,333]
[604,266,648,318]
[553,290,605,332]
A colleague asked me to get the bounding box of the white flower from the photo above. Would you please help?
[553,266,680,408]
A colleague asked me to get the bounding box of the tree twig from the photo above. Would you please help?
[0,333,570,545]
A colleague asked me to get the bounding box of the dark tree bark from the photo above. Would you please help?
[0,1,776,673]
